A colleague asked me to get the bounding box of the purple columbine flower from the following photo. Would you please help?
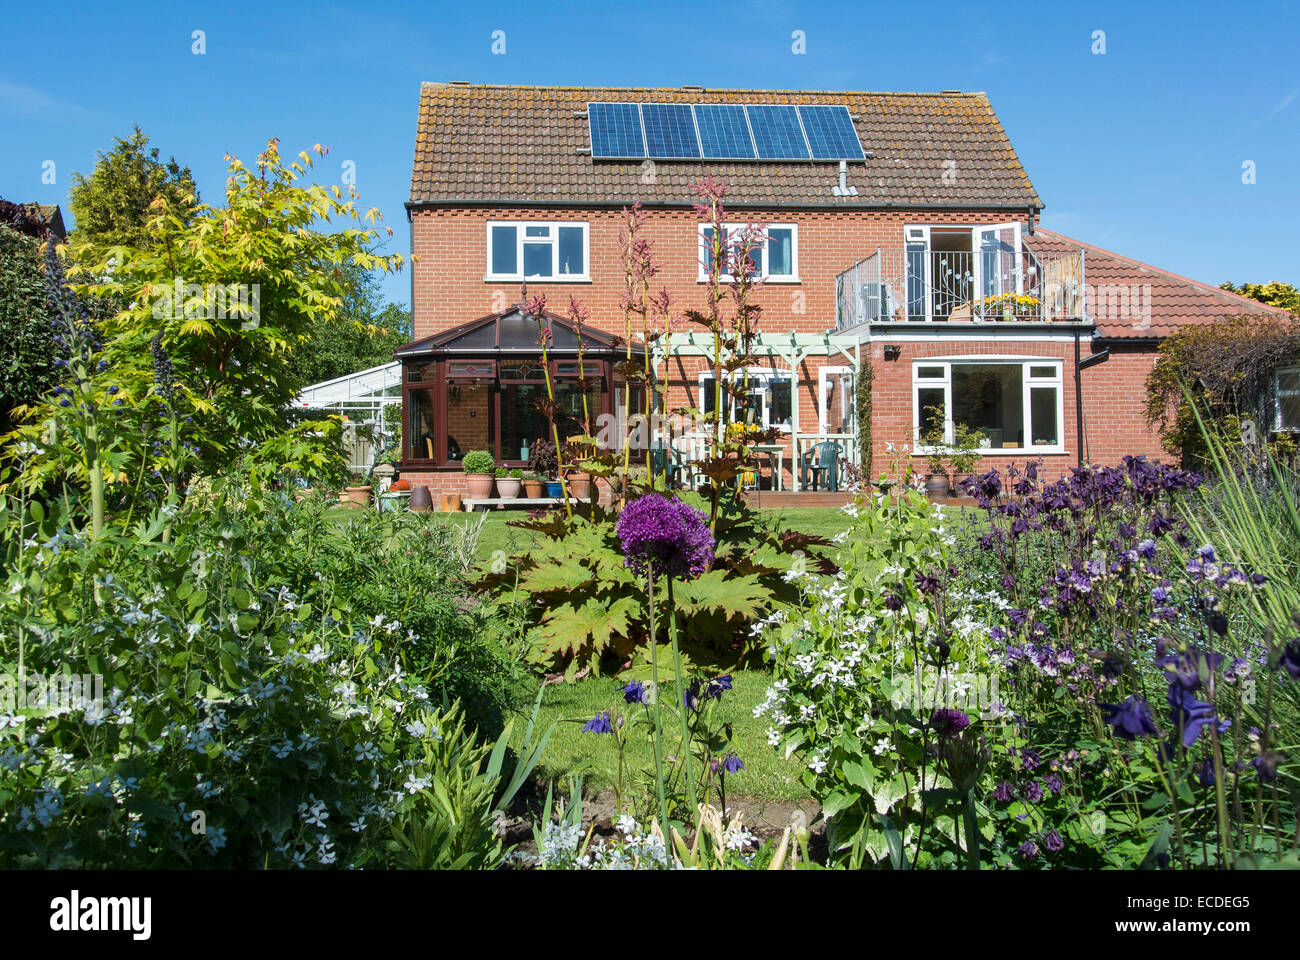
[1020,748,1043,772]
[705,675,733,699]
[929,708,971,738]
[1023,780,1044,803]
[1042,829,1065,853]
[992,780,1015,802]
[720,752,744,774]
[1101,695,1158,740]
[582,711,613,734]
[1167,683,1221,749]
[1278,640,1300,681]
[1018,840,1039,860]
[1042,774,1063,795]
[616,494,715,580]
[883,593,905,612]
[622,680,647,704]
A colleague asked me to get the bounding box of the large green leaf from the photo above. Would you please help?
[672,570,768,621]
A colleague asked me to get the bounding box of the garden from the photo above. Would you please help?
[1,148,1298,872]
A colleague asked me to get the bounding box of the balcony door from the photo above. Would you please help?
[972,223,1023,308]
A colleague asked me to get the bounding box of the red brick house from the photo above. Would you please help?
[397,82,1284,497]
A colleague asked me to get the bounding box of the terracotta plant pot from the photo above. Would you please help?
[344,485,373,507]
[408,485,432,512]
[522,480,544,498]
[566,471,593,501]
[496,477,522,499]
[924,473,951,499]
[465,473,495,499]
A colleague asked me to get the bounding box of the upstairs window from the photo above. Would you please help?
[486,221,588,281]
[698,224,798,282]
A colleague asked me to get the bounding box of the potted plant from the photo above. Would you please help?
[462,450,496,499]
[343,472,373,508]
[919,407,950,498]
[496,466,522,499]
[948,423,983,496]
[528,438,562,497]
[522,472,546,498]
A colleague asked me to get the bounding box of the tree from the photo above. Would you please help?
[1145,313,1300,466]
[47,139,405,473]
[68,126,198,251]
[0,217,54,435]
[1220,281,1300,313]
[296,260,411,386]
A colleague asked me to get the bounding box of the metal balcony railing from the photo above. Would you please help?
[835,244,1086,329]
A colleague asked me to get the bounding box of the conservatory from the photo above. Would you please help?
[394,307,648,470]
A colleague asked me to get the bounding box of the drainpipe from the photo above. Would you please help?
[1074,331,1082,468]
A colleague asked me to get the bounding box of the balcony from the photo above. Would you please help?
[835,232,1086,330]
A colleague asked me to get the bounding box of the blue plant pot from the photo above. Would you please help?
[544,482,562,498]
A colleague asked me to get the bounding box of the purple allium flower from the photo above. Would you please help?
[616,494,714,579]
[993,780,1015,802]
[582,711,613,734]
[1018,840,1039,859]
[720,752,744,774]
[622,680,647,704]
[1101,695,1158,740]
[929,708,971,738]
[1023,780,1044,803]
[1042,829,1065,853]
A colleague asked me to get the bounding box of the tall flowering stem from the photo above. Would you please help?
[617,495,715,829]
[525,293,572,519]
[42,241,108,538]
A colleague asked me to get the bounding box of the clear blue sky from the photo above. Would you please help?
[5,1,1298,308]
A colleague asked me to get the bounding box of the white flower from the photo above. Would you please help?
[808,754,828,775]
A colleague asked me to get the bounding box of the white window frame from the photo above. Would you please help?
[1277,366,1300,431]
[911,358,1065,455]
[485,220,590,282]
[903,222,1024,321]
[697,223,799,283]
[698,368,794,432]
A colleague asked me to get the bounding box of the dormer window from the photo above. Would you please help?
[486,221,589,281]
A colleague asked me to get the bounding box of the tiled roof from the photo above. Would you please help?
[410,83,1042,209]
[1029,229,1290,339]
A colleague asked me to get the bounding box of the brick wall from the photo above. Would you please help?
[867,335,1172,483]
[410,205,1031,340]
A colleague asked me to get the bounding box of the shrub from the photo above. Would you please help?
[462,450,494,475]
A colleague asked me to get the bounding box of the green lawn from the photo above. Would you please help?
[508,668,810,805]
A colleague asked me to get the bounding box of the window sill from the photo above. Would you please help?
[484,275,591,284]
[696,276,800,285]
[912,447,1067,458]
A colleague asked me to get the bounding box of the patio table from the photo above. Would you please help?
[751,444,784,492]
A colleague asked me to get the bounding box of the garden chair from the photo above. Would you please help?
[800,441,842,492]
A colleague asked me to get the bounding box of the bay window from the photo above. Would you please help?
[913,359,1064,453]
[698,224,798,282]
[486,221,589,280]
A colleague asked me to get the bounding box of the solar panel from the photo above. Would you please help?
[745,105,810,160]
[694,103,755,159]
[797,105,865,160]
[587,102,645,158]
[641,103,700,158]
